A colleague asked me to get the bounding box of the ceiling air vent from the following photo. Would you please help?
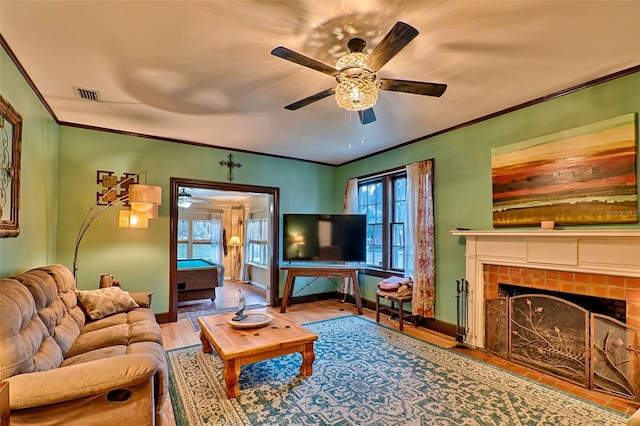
[74,87,101,102]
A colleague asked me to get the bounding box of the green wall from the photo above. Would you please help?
[56,128,336,311]
[336,72,640,325]
[0,48,58,276]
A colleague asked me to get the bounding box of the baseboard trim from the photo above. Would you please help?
[156,312,170,324]
[292,293,458,339]
[420,317,457,338]
[288,291,340,306]
[159,291,457,337]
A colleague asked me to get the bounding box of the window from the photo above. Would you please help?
[177,219,189,259]
[358,172,406,271]
[247,216,268,267]
[177,213,222,262]
[191,219,213,259]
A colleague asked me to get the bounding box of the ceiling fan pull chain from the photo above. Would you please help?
[348,111,353,149]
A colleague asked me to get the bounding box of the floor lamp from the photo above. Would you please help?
[228,235,241,281]
[73,171,162,278]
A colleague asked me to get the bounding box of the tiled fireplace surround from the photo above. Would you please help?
[451,230,640,348]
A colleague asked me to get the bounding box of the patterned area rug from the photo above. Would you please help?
[167,316,628,426]
[186,304,266,331]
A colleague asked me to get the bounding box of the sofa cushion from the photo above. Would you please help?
[65,308,162,359]
[61,345,127,367]
[76,287,139,321]
[12,265,85,357]
[0,279,64,380]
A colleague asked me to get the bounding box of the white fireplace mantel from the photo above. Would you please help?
[451,229,640,238]
[450,229,640,348]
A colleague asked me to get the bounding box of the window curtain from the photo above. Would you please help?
[344,178,358,214]
[342,178,359,295]
[239,209,251,282]
[406,159,436,318]
[210,212,223,264]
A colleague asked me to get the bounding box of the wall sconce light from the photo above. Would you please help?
[73,171,162,278]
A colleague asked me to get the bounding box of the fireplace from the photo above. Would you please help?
[498,282,626,322]
[452,230,640,399]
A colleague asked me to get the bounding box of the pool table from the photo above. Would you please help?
[177,259,225,302]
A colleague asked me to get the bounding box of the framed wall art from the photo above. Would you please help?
[0,94,22,237]
[492,113,637,227]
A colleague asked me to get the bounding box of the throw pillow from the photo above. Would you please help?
[129,291,152,308]
[75,287,140,321]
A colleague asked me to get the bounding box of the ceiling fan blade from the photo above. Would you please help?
[271,47,339,77]
[358,108,376,125]
[363,22,419,72]
[284,88,336,110]
[378,79,447,97]
[192,198,210,205]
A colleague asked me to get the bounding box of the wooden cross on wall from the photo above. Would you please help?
[219,153,242,182]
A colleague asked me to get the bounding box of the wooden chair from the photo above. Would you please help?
[375,291,416,331]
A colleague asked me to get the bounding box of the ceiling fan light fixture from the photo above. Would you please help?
[177,189,193,208]
[335,78,378,111]
[336,52,368,71]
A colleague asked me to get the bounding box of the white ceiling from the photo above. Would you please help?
[1,1,639,166]
[181,187,262,204]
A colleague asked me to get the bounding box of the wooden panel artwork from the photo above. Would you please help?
[492,113,637,226]
[96,170,139,205]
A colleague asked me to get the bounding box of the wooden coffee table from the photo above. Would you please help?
[197,308,318,399]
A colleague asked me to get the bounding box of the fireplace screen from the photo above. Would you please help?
[510,295,589,387]
[485,297,508,359]
[592,313,640,399]
[486,294,640,400]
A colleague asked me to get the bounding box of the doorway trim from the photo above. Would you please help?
[169,177,280,322]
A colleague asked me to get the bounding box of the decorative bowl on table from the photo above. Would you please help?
[227,312,273,329]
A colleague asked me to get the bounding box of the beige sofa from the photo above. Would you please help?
[0,264,167,425]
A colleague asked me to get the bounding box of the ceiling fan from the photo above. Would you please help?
[177,188,210,208]
[271,21,447,125]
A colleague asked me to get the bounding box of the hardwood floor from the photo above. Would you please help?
[160,299,638,425]
[177,279,267,318]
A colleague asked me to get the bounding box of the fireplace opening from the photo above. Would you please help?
[498,283,626,323]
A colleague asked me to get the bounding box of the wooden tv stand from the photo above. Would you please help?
[280,265,363,314]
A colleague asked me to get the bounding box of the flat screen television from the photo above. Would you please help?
[282,214,366,262]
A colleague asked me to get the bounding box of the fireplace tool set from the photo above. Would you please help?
[456,278,470,348]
